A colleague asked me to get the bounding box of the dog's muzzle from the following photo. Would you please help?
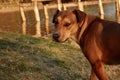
[52,33,69,42]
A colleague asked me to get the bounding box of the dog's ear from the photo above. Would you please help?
[52,10,60,23]
[72,9,86,22]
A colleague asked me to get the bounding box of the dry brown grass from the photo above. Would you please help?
[0,32,120,80]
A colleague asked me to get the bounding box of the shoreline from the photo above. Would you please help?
[0,6,35,13]
[0,7,19,13]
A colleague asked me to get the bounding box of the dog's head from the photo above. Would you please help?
[52,9,86,42]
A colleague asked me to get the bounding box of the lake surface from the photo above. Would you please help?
[0,3,119,36]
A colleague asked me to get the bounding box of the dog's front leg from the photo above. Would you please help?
[90,69,98,80]
[91,61,107,80]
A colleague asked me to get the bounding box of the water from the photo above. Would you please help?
[0,3,119,36]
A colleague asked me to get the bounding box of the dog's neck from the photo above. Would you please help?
[75,15,99,44]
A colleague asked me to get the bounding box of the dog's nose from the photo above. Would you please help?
[53,33,60,39]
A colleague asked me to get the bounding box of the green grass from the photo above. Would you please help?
[0,32,120,80]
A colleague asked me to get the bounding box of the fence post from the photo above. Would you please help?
[118,0,120,11]
[44,5,49,34]
[20,4,26,22]
[63,4,67,10]
[116,0,120,23]
[33,0,40,22]
[98,0,104,19]
[78,0,84,11]
[116,0,119,15]
[34,22,41,37]
[117,11,120,23]
[57,0,62,11]
[22,22,26,35]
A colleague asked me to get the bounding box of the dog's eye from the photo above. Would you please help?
[64,23,71,27]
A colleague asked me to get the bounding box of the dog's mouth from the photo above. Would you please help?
[52,33,69,43]
[53,38,69,43]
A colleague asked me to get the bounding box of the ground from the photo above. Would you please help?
[0,32,120,80]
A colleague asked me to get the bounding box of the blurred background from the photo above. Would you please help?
[0,0,119,36]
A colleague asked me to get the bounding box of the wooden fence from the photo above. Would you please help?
[19,0,120,37]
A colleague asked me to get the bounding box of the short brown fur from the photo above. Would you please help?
[52,9,120,80]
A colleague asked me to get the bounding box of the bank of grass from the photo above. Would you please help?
[0,32,120,80]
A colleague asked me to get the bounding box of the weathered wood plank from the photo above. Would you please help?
[31,0,51,2]
[63,0,115,8]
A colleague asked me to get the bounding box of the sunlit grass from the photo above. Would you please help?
[0,32,120,80]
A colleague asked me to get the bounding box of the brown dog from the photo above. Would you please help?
[52,9,120,80]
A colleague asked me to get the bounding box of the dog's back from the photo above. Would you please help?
[100,20,120,64]
[81,18,120,64]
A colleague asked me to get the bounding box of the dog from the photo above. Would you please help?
[52,9,120,80]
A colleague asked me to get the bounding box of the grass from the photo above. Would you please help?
[0,32,120,80]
